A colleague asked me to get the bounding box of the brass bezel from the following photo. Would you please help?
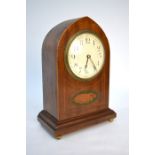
[64,30,106,81]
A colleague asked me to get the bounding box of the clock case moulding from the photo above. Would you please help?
[38,16,117,138]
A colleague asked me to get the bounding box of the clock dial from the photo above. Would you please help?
[66,32,105,79]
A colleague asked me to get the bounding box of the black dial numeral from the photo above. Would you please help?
[74,63,78,67]
[93,40,95,46]
[99,52,102,58]
[85,38,90,44]
[79,67,82,73]
[97,45,100,49]
[98,60,100,66]
[71,54,75,59]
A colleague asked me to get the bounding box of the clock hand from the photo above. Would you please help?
[85,57,88,69]
[85,54,91,69]
[89,57,97,71]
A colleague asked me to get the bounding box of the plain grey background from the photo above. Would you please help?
[27,0,129,155]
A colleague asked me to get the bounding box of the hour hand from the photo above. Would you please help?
[85,54,90,69]
[85,59,88,69]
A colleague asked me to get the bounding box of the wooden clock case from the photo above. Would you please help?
[38,16,116,138]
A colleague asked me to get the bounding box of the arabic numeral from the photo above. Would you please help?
[97,45,100,49]
[85,38,90,44]
[93,40,95,45]
[71,54,75,59]
[74,63,78,67]
[98,60,100,66]
[99,52,102,58]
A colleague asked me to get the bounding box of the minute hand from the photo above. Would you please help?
[90,57,97,71]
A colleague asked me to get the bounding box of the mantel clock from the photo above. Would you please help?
[38,17,116,139]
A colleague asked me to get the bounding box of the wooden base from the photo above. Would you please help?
[38,108,116,139]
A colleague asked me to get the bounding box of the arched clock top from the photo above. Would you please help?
[42,16,110,59]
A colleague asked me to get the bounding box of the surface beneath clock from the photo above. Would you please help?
[38,108,116,138]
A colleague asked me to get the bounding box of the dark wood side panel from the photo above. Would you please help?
[42,18,80,119]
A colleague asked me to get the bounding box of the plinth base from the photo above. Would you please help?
[38,108,116,139]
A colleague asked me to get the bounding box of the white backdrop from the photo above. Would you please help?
[26,0,129,155]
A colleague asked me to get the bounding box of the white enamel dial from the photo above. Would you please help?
[66,32,105,80]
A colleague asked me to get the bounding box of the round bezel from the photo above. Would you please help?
[65,30,106,81]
